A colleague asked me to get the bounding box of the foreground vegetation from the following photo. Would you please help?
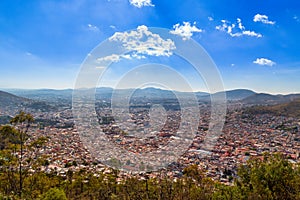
[1,112,300,199]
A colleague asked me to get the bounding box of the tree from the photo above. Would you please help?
[0,125,20,196]
[41,188,67,200]
[0,111,36,198]
[236,153,300,200]
[10,111,34,198]
[212,183,241,200]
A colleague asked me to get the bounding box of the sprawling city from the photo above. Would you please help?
[0,87,300,199]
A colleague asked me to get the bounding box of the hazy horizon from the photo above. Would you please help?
[1,86,300,96]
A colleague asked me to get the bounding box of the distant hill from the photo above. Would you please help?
[0,90,56,114]
[95,87,177,100]
[194,91,210,98]
[5,89,73,102]
[242,93,300,105]
[0,90,30,108]
[4,88,300,106]
[244,98,300,118]
[197,89,256,102]
[3,88,257,105]
[95,87,207,101]
[0,90,32,115]
[223,89,256,100]
[133,87,176,99]
[95,87,114,99]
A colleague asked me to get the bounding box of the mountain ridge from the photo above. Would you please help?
[244,98,300,118]
[1,88,300,105]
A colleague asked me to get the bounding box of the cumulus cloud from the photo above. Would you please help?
[129,0,154,8]
[87,24,99,32]
[253,14,275,25]
[216,18,262,38]
[237,18,244,30]
[253,58,276,66]
[97,54,121,62]
[96,53,145,63]
[96,25,176,65]
[242,30,262,37]
[208,17,214,21]
[170,22,203,40]
[109,25,176,57]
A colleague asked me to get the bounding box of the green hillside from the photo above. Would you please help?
[245,98,300,118]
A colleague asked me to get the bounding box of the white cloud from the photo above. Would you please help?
[97,53,142,64]
[170,22,203,40]
[241,30,261,37]
[131,54,146,59]
[216,18,262,38]
[109,25,176,58]
[253,58,276,66]
[96,25,176,64]
[293,15,300,22]
[121,54,132,60]
[237,18,244,30]
[253,14,275,25]
[208,17,214,21]
[87,24,99,32]
[97,54,121,62]
[129,0,154,8]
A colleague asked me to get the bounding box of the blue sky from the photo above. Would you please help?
[0,0,299,94]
